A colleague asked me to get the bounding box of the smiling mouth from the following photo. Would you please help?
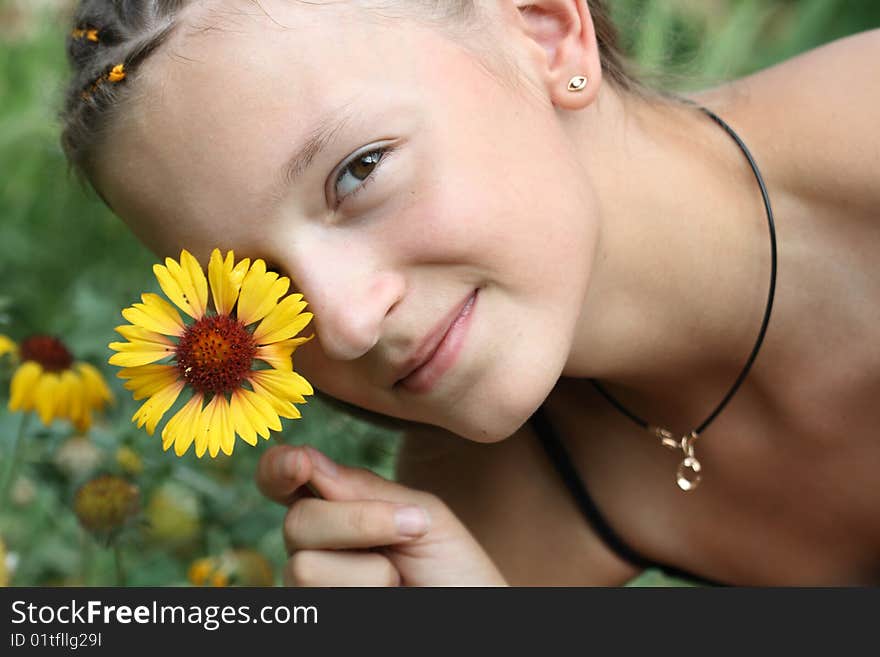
[394,289,478,394]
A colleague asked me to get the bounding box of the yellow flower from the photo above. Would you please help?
[108,249,314,458]
[1,334,113,431]
[188,549,274,587]
[187,557,215,586]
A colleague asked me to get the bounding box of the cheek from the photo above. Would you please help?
[421,177,599,440]
[429,146,600,307]
[293,339,392,417]
[294,342,353,399]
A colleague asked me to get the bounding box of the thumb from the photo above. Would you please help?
[303,445,433,507]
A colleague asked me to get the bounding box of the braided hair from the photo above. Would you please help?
[61,0,187,185]
[60,0,637,194]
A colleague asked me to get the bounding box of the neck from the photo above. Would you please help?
[564,87,775,429]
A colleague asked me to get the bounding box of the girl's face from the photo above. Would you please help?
[97,0,600,442]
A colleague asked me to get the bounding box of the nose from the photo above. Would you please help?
[281,246,405,362]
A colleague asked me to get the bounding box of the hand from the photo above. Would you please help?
[256,444,508,587]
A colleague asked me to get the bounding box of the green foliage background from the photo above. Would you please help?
[0,0,876,587]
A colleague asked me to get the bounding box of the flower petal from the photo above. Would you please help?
[59,370,85,429]
[53,371,71,420]
[254,336,313,370]
[229,390,259,446]
[193,403,211,458]
[162,394,203,456]
[179,249,209,316]
[121,293,185,337]
[209,249,251,316]
[76,362,114,406]
[153,250,209,319]
[0,334,17,359]
[110,327,175,367]
[108,340,176,367]
[250,368,314,400]
[195,395,222,458]
[241,388,282,434]
[215,396,235,456]
[232,388,273,439]
[131,379,184,435]
[113,324,175,345]
[34,372,61,426]
[9,361,42,412]
[249,378,302,420]
[118,364,179,401]
[252,291,312,343]
[236,259,290,326]
[153,263,196,320]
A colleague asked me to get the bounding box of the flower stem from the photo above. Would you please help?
[81,531,95,586]
[113,543,127,587]
[0,412,32,512]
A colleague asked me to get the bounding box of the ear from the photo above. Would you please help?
[509,0,601,109]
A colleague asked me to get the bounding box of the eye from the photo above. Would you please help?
[331,145,394,208]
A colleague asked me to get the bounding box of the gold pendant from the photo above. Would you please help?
[650,427,702,491]
[676,455,702,491]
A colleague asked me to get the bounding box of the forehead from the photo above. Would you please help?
[101,0,437,254]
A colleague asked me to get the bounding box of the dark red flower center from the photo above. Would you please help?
[175,315,257,396]
[20,335,74,372]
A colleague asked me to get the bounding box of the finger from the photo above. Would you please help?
[303,445,437,508]
[255,445,316,505]
[284,549,401,587]
[284,498,430,552]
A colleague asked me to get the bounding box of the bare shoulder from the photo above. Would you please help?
[695,28,880,211]
[395,422,639,586]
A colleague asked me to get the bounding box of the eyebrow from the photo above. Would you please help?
[274,104,356,197]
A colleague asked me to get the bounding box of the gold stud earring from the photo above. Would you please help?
[567,75,588,92]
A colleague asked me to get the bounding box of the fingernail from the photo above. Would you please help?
[282,451,300,479]
[305,446,337,478]
[394,505,429,538]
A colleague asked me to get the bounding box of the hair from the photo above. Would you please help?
[60,0,639,188]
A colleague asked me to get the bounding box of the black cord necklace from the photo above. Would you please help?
[589,105,778,492]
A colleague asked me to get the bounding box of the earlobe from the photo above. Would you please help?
[512,0,601,109]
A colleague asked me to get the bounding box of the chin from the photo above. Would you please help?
[440,358,565,444]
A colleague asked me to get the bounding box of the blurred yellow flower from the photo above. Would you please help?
[187,557,215,586]
[108,249,314,458]
[1,334,112,431]
[73,475,140,536]
[188,549,274,587]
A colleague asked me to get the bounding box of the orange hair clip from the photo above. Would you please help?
[107,64,126,83]
[80,63,127,101]
[72,27,100,42]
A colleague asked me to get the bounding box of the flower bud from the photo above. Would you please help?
[74,474,140,536]
[115,446,144,476]
[54,436,104,480]
[144,482,201,551]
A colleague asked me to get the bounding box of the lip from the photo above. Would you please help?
[394,290,478,394]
